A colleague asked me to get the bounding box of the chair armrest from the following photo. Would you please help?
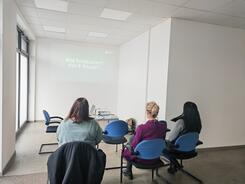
[50,116,63,120]
[132,151,139,155]
[197,140,203,146]
[165,140,179,150]
[49,121,61,125]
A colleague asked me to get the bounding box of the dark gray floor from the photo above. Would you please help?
[0,147,245,184]
[155,147,245,184]
[105,147,245,184]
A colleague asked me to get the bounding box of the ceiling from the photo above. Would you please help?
[16,0,245,45]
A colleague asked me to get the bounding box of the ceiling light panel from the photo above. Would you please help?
[34,0,68,12]
[43,26,66,33]
[100,8,132,21]
[88,32,108,37]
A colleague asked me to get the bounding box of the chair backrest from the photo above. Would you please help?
[43,110,50,125]
[47,141,106,184]
[174,132,199,152]
[104,120,128,138]
[134,139,165,160]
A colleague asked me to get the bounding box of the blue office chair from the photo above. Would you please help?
[120,139,167,183]
[163,132,203,183]
[39,110,63,154]
[103,120,128,151]
[102,120,128,171]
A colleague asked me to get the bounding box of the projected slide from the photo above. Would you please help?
[43,42,118,84]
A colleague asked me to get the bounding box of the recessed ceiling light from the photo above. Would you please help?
[34,0,68,12]
[100,8,132,21]
[43,26,66,33]
[88,32,108,38]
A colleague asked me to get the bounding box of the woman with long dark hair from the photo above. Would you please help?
[165,101,202,174]
[57,97,103,147]
[168,101,202,142]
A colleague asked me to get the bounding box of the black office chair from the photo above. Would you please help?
[120,139,168,183]
[162,132,203,183]
[47,141,106,184]
[39,110,63,154]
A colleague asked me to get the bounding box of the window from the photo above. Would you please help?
[16,27,29,132]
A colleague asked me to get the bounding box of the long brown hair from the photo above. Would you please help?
[66,97,93,123]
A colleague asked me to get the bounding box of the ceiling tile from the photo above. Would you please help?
[16,0,35,7]
[184,0,233,11]
[150,0,190,6]
[68,2,103,17]
[105,0,131,12]
[16,0,245,45]
[70,0,108,7]
[173,7,206,19]
[214,0,245,18]
[40,19,67,27]
[45,32,65,40]
[127,14,166,26]
[37,9,67,21]
[25,16,42,25]
[29,24,43,31]
[67,14,122,29]
[19,6,38,17]
[195,11,245,29]
[130,0,179,17]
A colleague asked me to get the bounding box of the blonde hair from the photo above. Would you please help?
[146,101,159,118]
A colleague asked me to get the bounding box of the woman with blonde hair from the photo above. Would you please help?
[122,101,167,180]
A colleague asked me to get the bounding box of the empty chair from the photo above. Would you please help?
[47,141,106,184]
[102,120,128,171]
[39,110,63,154]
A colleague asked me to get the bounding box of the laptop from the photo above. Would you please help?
[89,105,96,116]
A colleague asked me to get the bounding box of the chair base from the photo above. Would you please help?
[106,166,126,170]
[39,143,58,154]
[179,168,203,183]
[169,159,203,184]
[120,161,169,183]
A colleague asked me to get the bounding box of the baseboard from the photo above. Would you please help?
[16,121,29,140]
[34,120,43,122]
[2,151,16,176]
[198,144,245,152]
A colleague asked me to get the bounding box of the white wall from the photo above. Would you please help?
[16,7,36,122]
[0,0,3,172]
[35,38,119,120]
[117,20,172,124]
[28,41,36,121]
[147,19,171,120]
[166,18,245,148]
[117,31,150,123]
[0,0,16,173]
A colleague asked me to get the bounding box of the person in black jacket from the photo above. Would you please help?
[47,141,106,184]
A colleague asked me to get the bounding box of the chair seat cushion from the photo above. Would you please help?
[131,160,164,169]
[171,150,197,160]
[102,135,127,144]
[46,125,58,133]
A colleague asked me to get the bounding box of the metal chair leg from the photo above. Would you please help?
[156,168,160,177]
[180,168,203,183]
[106,143,126,170]
[39,143,58,154]
[152,169,154,180]
[120,151,123,183]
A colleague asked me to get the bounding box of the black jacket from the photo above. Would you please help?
[47,141,106,184]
